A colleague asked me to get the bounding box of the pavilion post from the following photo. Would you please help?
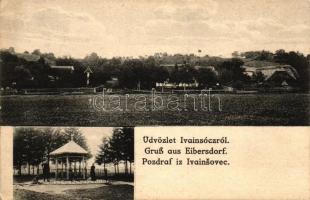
[61,161,64,179]
[66,156,69,180]
[79,160,81,179]
[55,157,58,180]
[85,157,87,179]
[74,160,76,174]
[82,156,85,179]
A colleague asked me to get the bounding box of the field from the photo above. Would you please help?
[0,93,309,126]
[14,184,133,200]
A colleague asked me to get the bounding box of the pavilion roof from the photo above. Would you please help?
[50,140,88,156]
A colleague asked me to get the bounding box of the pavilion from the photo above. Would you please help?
[49,138,89,180]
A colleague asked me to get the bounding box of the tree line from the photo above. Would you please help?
[1,48,309,90]
[95,127,134,175]
[13,127,91,175]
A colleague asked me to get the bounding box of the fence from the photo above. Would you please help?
[14,167,132,180]
[20,87,97,95]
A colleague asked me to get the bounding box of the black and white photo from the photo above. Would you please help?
[0,0,309,126]
[13,127,134,200]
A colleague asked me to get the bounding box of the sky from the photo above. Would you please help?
[79,127,113,167]
[0,0,309,58]
[78,127,129,171]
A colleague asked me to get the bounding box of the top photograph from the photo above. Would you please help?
[0,0,309,126]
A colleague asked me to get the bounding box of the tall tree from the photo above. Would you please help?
[96,137,112,171]
[95,127,134,175]
[195,68,218,88]
[274,49,309,90]
[218,58,248,86]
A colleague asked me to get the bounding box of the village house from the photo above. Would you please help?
[50,65,75,73]
[48,66,75,82]
[193,65,218,75]
[242,63,299,87]
[105,77,119,88]
[159,63,184,73]
[156,80,199,90]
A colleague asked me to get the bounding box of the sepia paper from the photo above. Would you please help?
[135,127,310,200]
[0,0,310,200]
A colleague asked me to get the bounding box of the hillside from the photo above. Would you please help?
[242,60,280,68]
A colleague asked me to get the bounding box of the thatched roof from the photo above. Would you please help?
[50,141,88,156]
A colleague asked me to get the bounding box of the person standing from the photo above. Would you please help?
[90,164,96,181]
[42,162,50,182]
[104,168,108,183]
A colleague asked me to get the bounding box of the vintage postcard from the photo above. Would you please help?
[0,0,309,199]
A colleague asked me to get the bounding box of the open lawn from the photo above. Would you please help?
[14,184,133,200]
[1,93,309,126]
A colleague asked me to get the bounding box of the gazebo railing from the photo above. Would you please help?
[51,168,88,180]
[14,167,131,180]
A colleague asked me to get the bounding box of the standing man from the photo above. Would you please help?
[104,168,108,183]
[90,163,96,181]
[42,162,50,182]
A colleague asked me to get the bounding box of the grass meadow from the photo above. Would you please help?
[14,185,133,200]
[1,93,309,126]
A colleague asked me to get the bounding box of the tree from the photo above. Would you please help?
[96,137,112,171]
[0,50,24,88]
[170,64,196,83]
[122,127,134,174]
[231,51,239,58]
[274,49,309,90]
[13,128,30,175]
[218,58,248,86]
[96,127,134,175]
[32,49,41,56]
[240,50,273,61]
[258,50,273,61]
[195,68,218,88]
[14,65,33,88]
[23,57,50,88]
[8,47,15,53]
[252,71,266,84]
[54,56,85,87]
[14,128,50,175]
[84,52,100,66]
[119,59,144,89]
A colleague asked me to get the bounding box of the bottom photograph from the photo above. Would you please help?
[13,126,134,200]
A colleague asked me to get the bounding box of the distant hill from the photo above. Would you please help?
[242,60,280,68]
[16,53,41,62]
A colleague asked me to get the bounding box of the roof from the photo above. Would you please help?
[50,140,88,156]
[50,66,74,70]
[256,65,298,80]
[243,64,298,80]
[267,70,296,81]
[84,66,93,73]
[193,65,216,70]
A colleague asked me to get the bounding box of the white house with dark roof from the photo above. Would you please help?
[50,66,74,72]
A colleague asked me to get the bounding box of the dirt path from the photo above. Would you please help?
[14,181,133,195]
